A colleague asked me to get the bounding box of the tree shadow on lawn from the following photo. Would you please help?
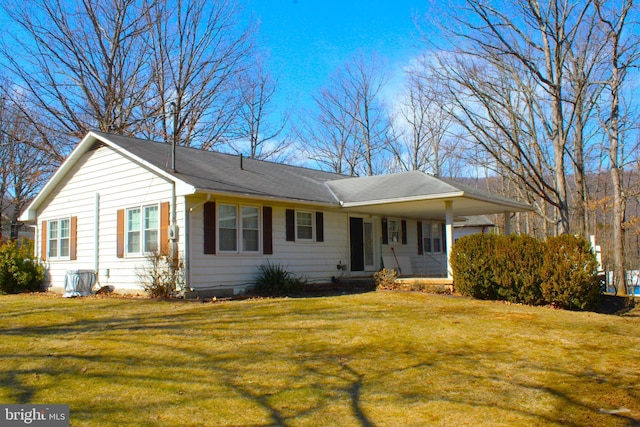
[3,294,640,426]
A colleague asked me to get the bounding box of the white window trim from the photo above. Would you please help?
[295,210,315,242]
[217,203,262,254]
[47,217,71,260]
[125,204,160,257]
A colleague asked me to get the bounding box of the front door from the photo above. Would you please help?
[350,217,364,272]
[350,217,376,272]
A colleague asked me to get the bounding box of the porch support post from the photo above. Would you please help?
[504,211,512,235]
[445,201,454,279]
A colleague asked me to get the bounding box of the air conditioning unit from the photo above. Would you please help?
[168,224,179,241]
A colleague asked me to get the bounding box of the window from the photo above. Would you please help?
[424,223,442,253]
[242,206,259,252]
[126,205,159,254]
[48,218,70,259]
[218,204,238,252]
[285,209,323,243]
[144,206,159,253]
[296,211,313,240]
[218,203,260,253]
[126,208,141,253]
[388,219,400,243]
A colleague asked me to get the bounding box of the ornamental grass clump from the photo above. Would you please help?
[254,261,302,296]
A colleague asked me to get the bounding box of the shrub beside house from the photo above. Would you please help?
[451,233,600,311]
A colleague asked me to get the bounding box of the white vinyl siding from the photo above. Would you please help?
[188,204,355,293]
[35,145,180,292]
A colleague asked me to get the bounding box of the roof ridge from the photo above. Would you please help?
[91,130,348,179]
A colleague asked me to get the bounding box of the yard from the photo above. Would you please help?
[1,291,639,426]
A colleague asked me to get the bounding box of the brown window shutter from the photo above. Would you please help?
[70,216,78,260]
[381,218,388,245]
[315,211,324,242]
[263,206,273,254]
[417,221,423,255]
[285,209,295,241]
[117,209,124,258]
[401,220,407,245]
[160,201,170,255]
[41,221,47,261]
[203,201,216,254]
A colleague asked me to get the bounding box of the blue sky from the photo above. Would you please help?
[244,0,431,109]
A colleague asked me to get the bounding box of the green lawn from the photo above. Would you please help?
[1,291,639,426]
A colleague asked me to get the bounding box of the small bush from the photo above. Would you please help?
[254,262,302,296]
[0,239,45,294]
[373,268,399,290]
[541,235,600,311]
[137,252,184,298]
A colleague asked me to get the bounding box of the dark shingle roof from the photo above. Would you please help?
[327,170,460,203]
[93,132,349,204]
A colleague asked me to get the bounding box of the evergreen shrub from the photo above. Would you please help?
[540,234,600,311]
[449,233,498,300]
[451,233,599,311]
[0,240,45,294]
[494,234,544,305]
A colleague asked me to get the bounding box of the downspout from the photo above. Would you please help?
[94,193,100,276]
[186,194,211,292]
[170,181,178,290]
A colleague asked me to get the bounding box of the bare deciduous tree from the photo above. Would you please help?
[389,59,460,176]
[296,88,360,175]
[0,0,155,159]
[0,82,52,240]
[142,0,256,151]
[300,52,393,176]
[428,0,599,235]
[594,0,640,295]
[229,56,290,160]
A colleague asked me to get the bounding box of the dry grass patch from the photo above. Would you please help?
[1,292,639,426]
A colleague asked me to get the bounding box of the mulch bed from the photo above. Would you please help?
[596,294,636,315]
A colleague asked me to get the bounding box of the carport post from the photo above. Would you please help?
[504,211,512,235]
[445,201,454,279]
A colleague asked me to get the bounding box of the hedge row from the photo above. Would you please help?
[450,233,600,311]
